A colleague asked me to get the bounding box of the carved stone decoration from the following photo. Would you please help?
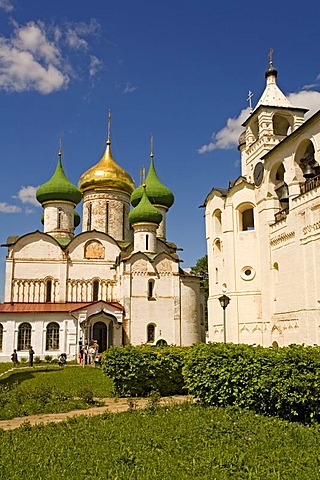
[84,240,104,259]
[131,258,148,274]
[155,257,172,275]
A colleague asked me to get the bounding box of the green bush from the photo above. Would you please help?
[102,345,187,397]
[44,355,52,363]
[183,343,320,424]
[33,356,42,364]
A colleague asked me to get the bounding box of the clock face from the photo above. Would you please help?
[253,162,264,186]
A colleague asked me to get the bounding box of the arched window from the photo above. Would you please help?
[0,323,3,351]
[147,324,155,343]
[46,322,60,351]
[214,238,221,253]
[18,323,31,351]
[148,280,155,299]
[46,279,52,302]
[92,280,99,301]
[238,204,255,231]
[213,209,222,237]
[273,114,292,136]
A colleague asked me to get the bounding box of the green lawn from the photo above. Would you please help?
[0,365,114,419]
[0,403,319,479]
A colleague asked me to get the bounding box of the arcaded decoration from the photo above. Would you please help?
[84,240,105,259]
[12,278,59,303]
[66,278,117,302]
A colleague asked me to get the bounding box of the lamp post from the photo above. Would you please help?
[218,295,230,343]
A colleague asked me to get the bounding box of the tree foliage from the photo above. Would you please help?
[190,255,208,327]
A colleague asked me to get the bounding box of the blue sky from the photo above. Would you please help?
[1,0,320,300]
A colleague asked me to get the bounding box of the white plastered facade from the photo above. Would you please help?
[205,63,320,346]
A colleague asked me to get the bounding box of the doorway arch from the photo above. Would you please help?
[92,321,114,352]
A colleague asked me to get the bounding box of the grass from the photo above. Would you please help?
[0,403,319,479]
[0,365,114,419]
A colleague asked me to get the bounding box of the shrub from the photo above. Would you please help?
[44,355,52,363]
[20,357,27,363]
[102,345,187,397]
[183,343,320,424]
[34,356,42,364]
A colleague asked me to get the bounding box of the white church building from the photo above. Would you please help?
[0,121,204,361]
[205,55,320,347]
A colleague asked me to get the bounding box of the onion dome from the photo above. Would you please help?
[36,150,82,205]
[78,137,134,195]
[129,186,162,225]
[131,153,174,208]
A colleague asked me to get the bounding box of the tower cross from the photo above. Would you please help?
[107,109,111,141]
[247,90,254,111]
[268,47,274,66]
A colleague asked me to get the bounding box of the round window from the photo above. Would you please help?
[240,266,255,281]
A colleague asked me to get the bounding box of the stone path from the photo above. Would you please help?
[0,395,193,431]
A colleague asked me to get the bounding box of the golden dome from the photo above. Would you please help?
[78,139,135,194]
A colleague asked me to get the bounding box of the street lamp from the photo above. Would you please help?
[218,294,230,343]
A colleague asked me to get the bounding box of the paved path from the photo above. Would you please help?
[0,395,193,431]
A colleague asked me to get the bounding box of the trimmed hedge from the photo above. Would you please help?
[102,345,187,397]
[183,343,320,424]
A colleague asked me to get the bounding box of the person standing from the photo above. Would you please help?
[11,349,18,367]
[28,346,35,367]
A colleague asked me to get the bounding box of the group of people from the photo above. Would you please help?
[11,346,34,367]
[78,340,101,366]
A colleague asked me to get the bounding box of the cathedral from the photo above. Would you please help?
[205,54,320,347]
[0,119,204,361]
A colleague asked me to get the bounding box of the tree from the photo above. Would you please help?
[190,255,208,329]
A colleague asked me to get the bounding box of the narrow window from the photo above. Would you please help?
[147,324,155,343]
[87,203,92,231]
[0,323,3,351]
[122,205,126,240]
[148,280,154,299]
[92,280,99,301]
[46,280,52,302]
[57,208,62,229]
[106,202,109,234]
[215,268,218,284]
[18,323,31,351]
[146,234,149,251]
[46,322,60,350]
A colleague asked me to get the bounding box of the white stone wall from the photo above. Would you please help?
[43,201,75,239]
[82,190,132,242]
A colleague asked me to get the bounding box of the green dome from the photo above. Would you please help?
[130,156,174,208]
[129,187,162,225]
[36,155,82,205]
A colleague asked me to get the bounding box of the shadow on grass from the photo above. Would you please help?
[0,366,60,386]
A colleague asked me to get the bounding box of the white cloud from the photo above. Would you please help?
[0,0,13,12]
[0,202,21,213]
[0,21,69,94]
[14,186,39,207]
[65,19,100,50]
[0,18,102,94]
[288,90,320,118]
[198,107,250,153]
[199,89,320,154]
[89,55,102,77]
[123,81,138,94]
